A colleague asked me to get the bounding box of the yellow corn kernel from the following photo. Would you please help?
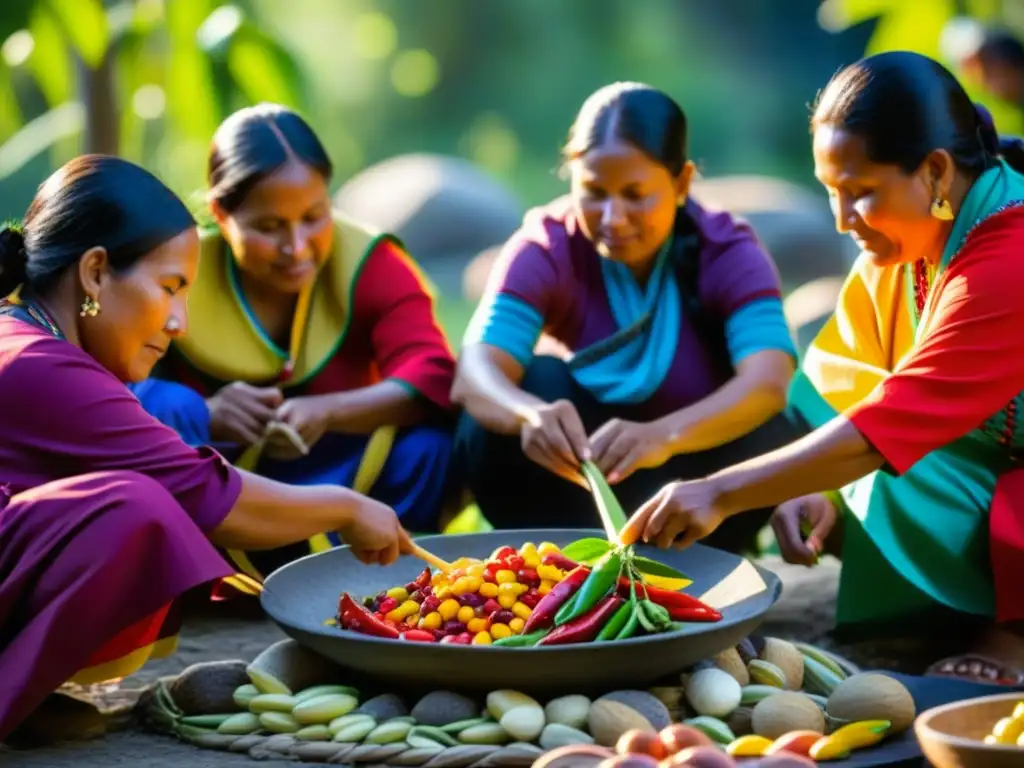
[536,565,564,582]
[495,569,517,584]
[511,602,532,620]
[430,572,447,586]
[490,623,512,640]
[385,600,420,622]
[465,563,486,578]
[537,542,560,557]
[437,599,460,622]
[467,617,490,634]
[472,631,492,645]
[386,587,409,602]
[522,551,541,568]
[434,585,453,600]
[451,557,479,570]
[509,617,525,633]
[519,542,537,556]
[478,582,499,598]
[464,576,483,593]
[451,577,475,595]
[457,605,476,624]
[497,593,517,609]
[498,582,528,597]
[405,614,419,627]
[420,612,443,630]
[538,579,555,596]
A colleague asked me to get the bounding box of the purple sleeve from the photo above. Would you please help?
[697,210,784,315]
[484,235,561,317]
[6,340,242,532]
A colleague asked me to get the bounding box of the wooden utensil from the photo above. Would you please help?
[405,540,453,574]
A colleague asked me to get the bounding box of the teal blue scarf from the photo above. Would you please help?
[567,238,681,405]
[942,159,1024,269]
[910,160,1024,342]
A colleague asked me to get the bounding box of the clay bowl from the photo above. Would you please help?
[260,528,781,696]
[915,691,1024,768]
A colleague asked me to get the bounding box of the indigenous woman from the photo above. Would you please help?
[624,52,1024,684]
[132,104,456,582]
[453,83,799,553]
[0,155,410,743]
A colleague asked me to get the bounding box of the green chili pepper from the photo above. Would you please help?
[555,549,622,626]
[615,603,641,639]
[635,600,660,633]
[596,600,633,641]
[492,629,549,647]
[640,600,673,632]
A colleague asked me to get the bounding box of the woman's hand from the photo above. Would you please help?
[265,395,331,460]
[337,496,415,566]
[589,418,674,483]
[207,382,283,446]
[620,478,729,549]
[520,399,591,487]
[770,493,838,567]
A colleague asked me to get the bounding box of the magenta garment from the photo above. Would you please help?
[0,316,242,739]
[485,196,785,420]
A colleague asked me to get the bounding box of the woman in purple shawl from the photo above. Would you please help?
[452,83,799,551]
[0,155,412,745]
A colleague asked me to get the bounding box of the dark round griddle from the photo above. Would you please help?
[261,529,781,696]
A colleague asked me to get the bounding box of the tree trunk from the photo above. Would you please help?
[78,49,119,155]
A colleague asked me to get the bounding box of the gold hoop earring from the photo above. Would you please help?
[80,296,101,318]
[930,197,954,221]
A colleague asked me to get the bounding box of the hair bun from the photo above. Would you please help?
[0,223,28,296]
[974,102,1001,155]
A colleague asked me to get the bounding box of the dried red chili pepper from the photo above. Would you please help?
[521,565,590,634]
[339,593,401,639]
[536,595,624,646]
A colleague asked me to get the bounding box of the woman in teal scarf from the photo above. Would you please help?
[452,83,798,553]
[624,52,1024,684]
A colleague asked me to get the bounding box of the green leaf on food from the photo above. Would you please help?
[561,537,615,563]
[632,556,689,583]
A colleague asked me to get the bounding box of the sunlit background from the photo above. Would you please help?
[1,0,1022,342]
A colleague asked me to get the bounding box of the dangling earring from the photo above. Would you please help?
[930,197,954,221]
[80,296,101,318]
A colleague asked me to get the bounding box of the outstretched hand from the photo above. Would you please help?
[620,478,729,550]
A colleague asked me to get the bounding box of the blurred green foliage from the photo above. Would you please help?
[0,0,1022,220]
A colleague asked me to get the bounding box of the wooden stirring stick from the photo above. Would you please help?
[405,540,453,574]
